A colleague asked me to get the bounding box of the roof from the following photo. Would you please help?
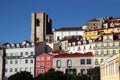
[54,27,84,31]
[54,52,93,58]
[88,18,101,22]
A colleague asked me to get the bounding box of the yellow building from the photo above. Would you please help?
[100,54,120,80]
[93,32,120,66]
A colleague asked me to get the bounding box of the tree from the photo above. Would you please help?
[8,71,33,80]
[34,68,64,80]
[87,67,100,80]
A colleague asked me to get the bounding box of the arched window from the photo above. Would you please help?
[67,60,72,68]
[56,60,61,68]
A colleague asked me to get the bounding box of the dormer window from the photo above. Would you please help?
[16,44,20,48]
[68,43,71,47]
[89,40,92,44]
[11,44,14,48]
[78,42,81,45]
[83,41,86,45]
[26,43,30,47]
[7,44,10,49]
[31,43,34,47]
[98,35,102,40]
[72,42,75,46]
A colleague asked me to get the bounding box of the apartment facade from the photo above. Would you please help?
[67,39,93,54]
[53,52,94,75]
[53,27,84,43]
[100,54,120,80]
[35,53,54,76]
[93,33,120,66]
[2,41,45,78]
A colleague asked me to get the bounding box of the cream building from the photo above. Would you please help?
[100,54,120,80]
[53,52,94,75]
[0,48,4,80]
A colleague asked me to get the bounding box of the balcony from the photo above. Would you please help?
[103,39,113,42]
[5,56,20,59]
[93,46,120,50]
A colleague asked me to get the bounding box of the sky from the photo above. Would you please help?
[0,0,120,43]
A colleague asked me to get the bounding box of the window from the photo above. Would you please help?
[67,60,72,68]
[101,50,104,56]
[15,68,17,72]
[78,42,81,45]
[47,56,50,60]
[41,62,44,68]
[113,50,116,55]
[107,35,109,40]
[15,60,18,64]
[57,36,60,41]
[10,68,12,72]
[80,59,85,65]
[31,52,33,56]
[36,37,39,41]
[20,52,23,57]
[113,42,115,47]
[5,68,7,72]
[26,52,28,55]
[87,59,91,64]
[83,46,86,50]
[41,57,44,60]
[101,59,104,63]
[68,43,71,47]
[89,45,92,50]
[78,47,81,51]
[10,60,13,64]
[81,69,86,74]
[95,51,98,56]
[72,42,75,46]
[46,62,50,67]
[36,63,40,67]
[36,19,40,26]
[56,60,61,68]
[30,60,33,63]
[83,41,86,45]
[101,42,104,47]
[106,50,110,56]
[95,59,98,65]
[95,43,98,47]
[25,60,28,64]
[107,42,110,47]
[36,57,40,60]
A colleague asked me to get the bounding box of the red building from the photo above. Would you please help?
[35,53,54,76]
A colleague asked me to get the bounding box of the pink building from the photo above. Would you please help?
[35,53,54,76]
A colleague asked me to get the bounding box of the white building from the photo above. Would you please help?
[53,52,94,75]
[2,41,45,78]
[67,39,93,54]
[53,27,84,43]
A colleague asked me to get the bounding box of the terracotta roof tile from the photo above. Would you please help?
[54,52,93,58]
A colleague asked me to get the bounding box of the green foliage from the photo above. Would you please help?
[8,71,33,80]
[87,67,100,80]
